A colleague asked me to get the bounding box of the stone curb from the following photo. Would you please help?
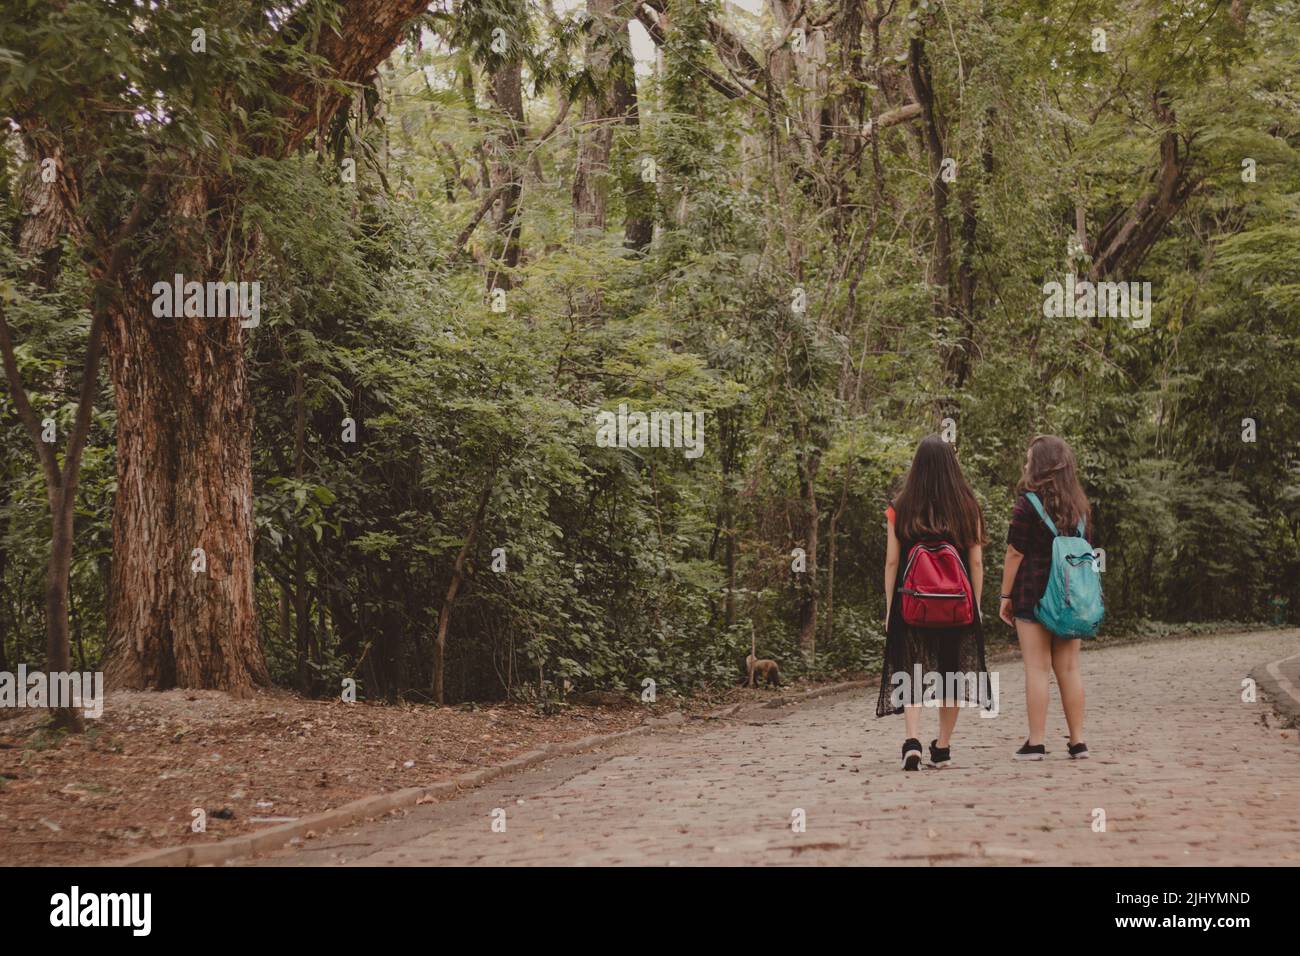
[1252,644,1300,727]
[108,679,869,867]
[762,679,871,708]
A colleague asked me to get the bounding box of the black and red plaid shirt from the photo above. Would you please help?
[1006,493,1092,617]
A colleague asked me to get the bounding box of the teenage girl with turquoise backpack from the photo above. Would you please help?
[997,435,1103,761]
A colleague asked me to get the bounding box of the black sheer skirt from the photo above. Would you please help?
[875,595,990,717]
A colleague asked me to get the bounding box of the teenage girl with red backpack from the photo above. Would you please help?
[875,435,989,770]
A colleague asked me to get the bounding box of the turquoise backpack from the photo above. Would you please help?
[1024,492,1104,637]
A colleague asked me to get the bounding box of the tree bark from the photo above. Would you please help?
[908,32,954,313]
[949,107,994,390]
[573,0,620,236]
[483,61,522,290]
[101,267,267,692]
[612,34,653,251]
[271,0,434,156]
[14,143,69,287]
[486,57,525,291]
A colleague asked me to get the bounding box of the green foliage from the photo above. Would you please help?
[1,0,1297,701]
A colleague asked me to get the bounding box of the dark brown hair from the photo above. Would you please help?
[892,436,986,549]
[1016,435,1091,535]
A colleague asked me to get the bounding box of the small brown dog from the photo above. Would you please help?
[746,628,781,688]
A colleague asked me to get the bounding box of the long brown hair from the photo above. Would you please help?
[892,436,985,549]
[1017,435,1091,535]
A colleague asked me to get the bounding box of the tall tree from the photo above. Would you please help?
[485,44,526,289]
[3,0,432,693]
[0,138,159,725]
[573,0,612,234]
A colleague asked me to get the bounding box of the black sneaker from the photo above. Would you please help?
[1014,741,1047,761]
[901,738,923,771]
[927,739,952,768]
[1068,741,1090,759]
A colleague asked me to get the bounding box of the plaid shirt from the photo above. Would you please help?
[1006,493,1091,617]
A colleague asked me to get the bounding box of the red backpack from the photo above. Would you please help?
[900,541,975,628]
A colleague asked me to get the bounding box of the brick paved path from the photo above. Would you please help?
[256,629,1300,866]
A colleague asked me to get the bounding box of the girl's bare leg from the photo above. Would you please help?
[937,704,959,748]
[1051,634,1086,745]
[1017,619,1054,746]
[904,704,922,741]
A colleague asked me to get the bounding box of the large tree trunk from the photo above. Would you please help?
[101,274,266,692]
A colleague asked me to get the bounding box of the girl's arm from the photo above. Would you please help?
[968,543,984,618]
[998,545,1023,626]
[884,520,900,622]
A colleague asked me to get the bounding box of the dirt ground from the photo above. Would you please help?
[0,677,853,866]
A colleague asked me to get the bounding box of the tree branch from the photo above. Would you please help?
[272,0,433,156]
[1088,92,1199,281]
[634,4,746,100]
[456,181,514,249]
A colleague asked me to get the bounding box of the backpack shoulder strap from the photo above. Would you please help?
[1023,492,1059,536]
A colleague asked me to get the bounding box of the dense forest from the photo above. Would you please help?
[1,0,1297,710]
